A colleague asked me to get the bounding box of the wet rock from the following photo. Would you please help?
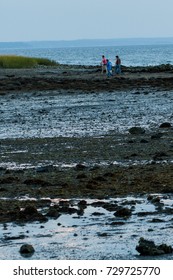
[75,164,87,170]
[46,208,61,219]
[103,203,119,212]
[19,244,35,257]
[136,237,173,256]
[140,139,149,143]
[59,200,69,207]
[114,207,132,218]
[91,212,105,216]
[150,218,165,223]
[19,205,48,222]
[109,221,125,226]
[129,127,145,135]
[159,122,171,128]
[4,234,26,240]
[97,232,109,237]
[91,201,107,208]
[78,200,87,208]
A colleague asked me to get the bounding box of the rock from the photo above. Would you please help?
[129,127,145,135]
[22,205,38,215]
[19,244,35,257]
[159,122,171,128]
[114,207,132,218]
[136,237,173,256]
[19,205,48,222]
[78,200,87,208]
[140,139,149,143]
[75,164,87,170]
[91,212,105,216]
[46,208,61,219]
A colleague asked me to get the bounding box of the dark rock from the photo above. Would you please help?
[159,122,171,128]
[19,244,35,257]
[136,237,173,256]
[4,234,26,240]
[91,212,105,216]
[140,139,149,143]
[114,207,132,218]
[129,127,145,135]
[110,221,125,226]
[46,208,61,219]
[75,163,87,170]
[103,203,119,212]
[23,206,38,215]
[97,232,108,237]
[78,200,87,208]
[19,206,48,222]
[150,218,165,223]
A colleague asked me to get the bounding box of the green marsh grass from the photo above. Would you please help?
[0,55,58,68]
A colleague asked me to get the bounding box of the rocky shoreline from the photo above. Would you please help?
[1,64,173,259]
[0,64,173,93]
[1,125,173,224]
[0,65,173,259]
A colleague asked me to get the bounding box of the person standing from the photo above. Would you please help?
[101,55,107,73]
[106,59,113,77]
[115,55,121,74]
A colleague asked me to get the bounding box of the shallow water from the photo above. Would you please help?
[1,44,173,66]
[0,194,173,260]
[1,89,173,139]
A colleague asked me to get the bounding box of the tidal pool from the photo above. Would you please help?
[0,194,173,260]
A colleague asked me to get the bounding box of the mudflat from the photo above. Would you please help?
[0,64,173,223]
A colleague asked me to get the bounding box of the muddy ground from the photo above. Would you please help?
[0,64,173,224]
[0,63,173,93]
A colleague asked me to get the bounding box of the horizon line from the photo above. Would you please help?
[0,36,173,44]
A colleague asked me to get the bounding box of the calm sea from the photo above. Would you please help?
[0,44,173,66]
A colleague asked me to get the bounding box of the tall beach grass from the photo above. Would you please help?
[0,55,58,68]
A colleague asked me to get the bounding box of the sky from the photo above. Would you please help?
[1,0,173,42]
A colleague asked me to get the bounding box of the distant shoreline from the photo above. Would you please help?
[1,37,173,49]
[0,64,173,94]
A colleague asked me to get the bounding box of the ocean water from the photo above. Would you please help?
[0,44,173,66]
